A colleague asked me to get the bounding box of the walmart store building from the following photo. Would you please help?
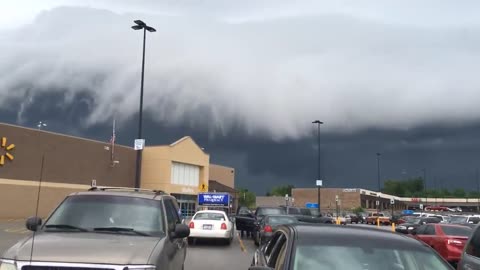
[0,123,237,219]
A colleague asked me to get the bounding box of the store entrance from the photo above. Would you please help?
[172,194,197,218]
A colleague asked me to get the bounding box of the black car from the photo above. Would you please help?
[395,216,442,234]
[253,215,298,246]
[458,221,480,269]
[236,206,286,237]
[281,207,333,224]
[250,224,454,270]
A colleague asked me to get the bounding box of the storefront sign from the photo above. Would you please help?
[198,193,230,206]
[343,188,357,192]
[0,137,15,166]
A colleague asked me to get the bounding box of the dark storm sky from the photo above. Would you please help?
[2,1,480,195]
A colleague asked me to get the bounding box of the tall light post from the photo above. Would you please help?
[476,169,479,212]
[422,168,427,213]
[131,20,156,189]
[376,153,381,192]
[312,120,323,214]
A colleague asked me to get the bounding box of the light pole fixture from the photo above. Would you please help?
[312,120,324,214]
[131,20,156,189]
[37,121,47,130]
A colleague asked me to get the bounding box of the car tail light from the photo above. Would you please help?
[264,225,273,233]
[447,239,463,246]
[221,223,227,230]
[189,222,194,229]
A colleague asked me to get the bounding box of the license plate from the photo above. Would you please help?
[203,224,212,230]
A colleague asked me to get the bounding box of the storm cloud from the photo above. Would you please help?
[2,1,480,194]
[2,1,480,140]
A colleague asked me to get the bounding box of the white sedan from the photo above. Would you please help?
[188,210,234,245]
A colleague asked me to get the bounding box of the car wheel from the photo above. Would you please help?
[254,232,259,246]
[225,237,232,245]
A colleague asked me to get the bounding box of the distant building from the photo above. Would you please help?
[0,122,236,218]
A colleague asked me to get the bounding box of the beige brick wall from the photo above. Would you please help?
[291,188,362,212]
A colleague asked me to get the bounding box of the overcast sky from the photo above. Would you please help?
[2,0,480,195]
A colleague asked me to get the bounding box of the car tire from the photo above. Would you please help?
[254,232,259,246]
[225,237,232,246]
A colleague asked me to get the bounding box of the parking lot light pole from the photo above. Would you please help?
[312,120,323,213]
[131,20,156,189]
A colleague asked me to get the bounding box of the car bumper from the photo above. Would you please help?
[189,229,232,239]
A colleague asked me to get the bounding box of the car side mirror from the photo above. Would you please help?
[248,267,274,270]
[172,224,190,239]
[26,216,42,231]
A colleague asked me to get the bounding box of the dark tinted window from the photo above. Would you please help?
[288,208,301,214]
[465,228,480,258]
[440,225,472,237]
[416,225,427,235]
[424,225,436,235]
[470,217,480,224]
[300,209,311,215]
[256,207,287,216]
[164,199,181,231]
[267,216,298,225]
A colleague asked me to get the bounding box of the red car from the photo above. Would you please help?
[412,223,472,265]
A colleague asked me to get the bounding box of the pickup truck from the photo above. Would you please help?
[366,212,391,225]
[235,206,286,237]
[282,206,333,224]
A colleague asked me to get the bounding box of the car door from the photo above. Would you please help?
[266,232,288,270]
[460,226,480,270]
[163,198,185,270]
[421,224,437,247]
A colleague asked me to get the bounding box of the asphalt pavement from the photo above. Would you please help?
[0,220,256,270]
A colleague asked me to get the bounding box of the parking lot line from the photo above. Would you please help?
[237,232,247,253]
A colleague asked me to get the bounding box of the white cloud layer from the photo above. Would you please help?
[2,0,480,140]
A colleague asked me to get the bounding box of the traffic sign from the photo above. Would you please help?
[134,139,145,150]
[199,183,208,192]
[376,200,380,206]
[419,204,424,210]
[316,180,323,187]
[335,195,339,202]
[390,198,395,205]
[305,203,318,208]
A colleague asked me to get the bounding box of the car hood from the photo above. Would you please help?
[2,232,163,264]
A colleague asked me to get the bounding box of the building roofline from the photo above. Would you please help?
[0,122,133,150]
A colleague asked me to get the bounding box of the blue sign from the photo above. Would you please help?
[402,210,414,215]
[305,203,319,208]
[198,193,230,206]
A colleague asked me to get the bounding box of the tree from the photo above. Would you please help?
[268,185,295,197]
[452,188,466,198]
[352,206,364,215]
[238,188,256,208]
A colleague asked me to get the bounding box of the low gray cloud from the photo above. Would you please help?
[2,1,480,141]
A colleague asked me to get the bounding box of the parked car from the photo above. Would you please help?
[366,212,391,225]
[411,224,472,266]
[448,215,480,225]
[0,187,190,270]
[253,215,298,246]
[188,210,235,245]
[249,223,454,270]
[235,206,286,238]
[281,206,333,224]
[458,220,480,269]
[395,217,442,234]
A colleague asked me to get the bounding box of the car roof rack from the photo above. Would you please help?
[88,186,169,195]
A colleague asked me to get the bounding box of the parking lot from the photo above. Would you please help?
[0,219,256,270]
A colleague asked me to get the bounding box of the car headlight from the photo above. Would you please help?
[0,260,16,270]
[408,227,414,230]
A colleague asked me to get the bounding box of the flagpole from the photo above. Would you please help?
[111,118,116,163]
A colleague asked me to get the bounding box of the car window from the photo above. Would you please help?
[424,225,436,235]
[194,212,226,220]
[466,227,480,258]
[257,208,287,216]
[416,225,427,235]
[164,199,181,231]
[440,225,472,237]
[264,232,282,257]
[44,194,165,236]
[268,233,287,267]
[274,238,288,270]
[469,217,480,224]
[288,208,301,214]
[268,216,298,225]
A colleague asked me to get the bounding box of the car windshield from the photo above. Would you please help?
[449,216,468,223]
[256,208,286,216]
[44,194,164,236]
[267,216,297,225]
[293,244,452,270]
[194,212,226,220]
[440,225,472,237]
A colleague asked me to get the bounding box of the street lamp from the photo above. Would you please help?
[312,120,324,214]
[131,20,156,189]
[422,168,427,213]
[376,153,381,192]
[37,121,47,130]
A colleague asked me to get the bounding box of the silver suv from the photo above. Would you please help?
[0,187,190,270]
